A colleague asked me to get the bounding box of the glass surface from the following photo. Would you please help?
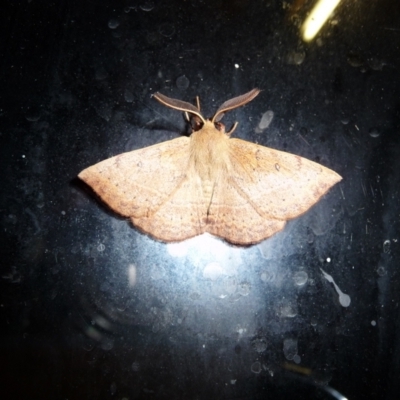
[1,1,400,399]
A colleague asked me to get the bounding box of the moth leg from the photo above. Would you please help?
[195,96,201,111]
[185,97,201,126]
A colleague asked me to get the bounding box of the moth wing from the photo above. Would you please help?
[79,136,209,242]
[78,137,191,219]
[131,173,208,242]
[228,138,342,221]
[205,177,287,245]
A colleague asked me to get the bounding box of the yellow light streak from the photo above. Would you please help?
[302,0,342,42]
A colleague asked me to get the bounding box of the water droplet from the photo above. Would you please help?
[82,341,94,351]
[7,214,17,224]
[25,109,41,122]
[238,281,251,296]
[97,243,105,252]
[203,262,224,280]
[94,103,112,121]
[140,1,154,11]
[368,58,386,71]
[108,18,120,29]
[251,361,262,374]
[286,50,305,65]
[383,239,390,254]
[112,30,122,38]
[189,292,200,300]
[293,271,308,286]
[260,271,274,282]
[347,53,363,67]
[95,66,108,80]
[110,382,117,396]
[278,301,297,318]
[230,292,242,302]
[132,361,140,371]
[256,110,274,132]
[124,89,134,103]
[176,75,189,90]
[320,268,351,307]
[146,31,160,45]
[293,354,301,364]
[376,266,387,276]
[224,276,237,295]
[369,127,380,138]
[159,23,175,37]
[283,338,298,360]
[251,337,267,353]
[101,338,114,351]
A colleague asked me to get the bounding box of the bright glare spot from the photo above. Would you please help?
[237,327,247,336]
[302,0,342,42]
[128,264,137,287]
[326,257,331,262]
[189,233,232,259]
[167,234,230,258]
[234,63,239,69]
[203,262,225,281]
[324,385,349,400]
[167,241,189,257]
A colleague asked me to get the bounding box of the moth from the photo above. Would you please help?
[78,89,342,245]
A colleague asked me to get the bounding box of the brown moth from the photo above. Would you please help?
[78,89,342,245]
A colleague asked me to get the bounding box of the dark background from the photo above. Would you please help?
[1,1,400,399]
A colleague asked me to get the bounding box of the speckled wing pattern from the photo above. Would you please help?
[202,138,341,244]
[204,172,287,245]
[79,136,208,240]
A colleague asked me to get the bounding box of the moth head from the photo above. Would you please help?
[190,115,204,132]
